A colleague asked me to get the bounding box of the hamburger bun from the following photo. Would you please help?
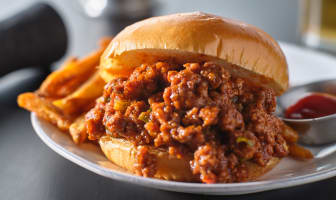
[100,12,288,95]
[98,12,288,182]
[99,136,280,182]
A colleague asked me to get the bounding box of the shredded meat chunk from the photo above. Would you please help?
[135,146,157,177]
[190,142,248,183]
[86,61,289,183]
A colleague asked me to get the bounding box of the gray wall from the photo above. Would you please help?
[157,0,300,44]
[0,0,301,57]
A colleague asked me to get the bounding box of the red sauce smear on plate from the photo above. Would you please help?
[285,93,336,119]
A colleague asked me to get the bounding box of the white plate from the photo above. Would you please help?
[31,42,336,195]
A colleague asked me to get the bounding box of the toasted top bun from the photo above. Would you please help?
[100,12,289,95]
[99,136,280,182]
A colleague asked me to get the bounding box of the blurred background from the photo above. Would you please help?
[2,0,336,104]
[0,0,311,105]
[0,0,301,58]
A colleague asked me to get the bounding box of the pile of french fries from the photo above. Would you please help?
[18,38,111,144]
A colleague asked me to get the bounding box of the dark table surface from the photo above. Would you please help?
[1,74,336,200]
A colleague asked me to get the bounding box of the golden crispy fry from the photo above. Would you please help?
[38,38,111,98]
[282,124,299,143]
[38,54,98,98]
[17,92,72,131]
[17,37,113,144]
[69,115,87,144]
[52,72,105,116]
[289,143,313,160]
[18,38,113,143]
[99,37,112,48]
[282,124,312,160]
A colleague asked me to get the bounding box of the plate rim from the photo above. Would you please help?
[30,42,336,195]
[31,113,336,195]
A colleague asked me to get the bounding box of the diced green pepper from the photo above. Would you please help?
[236,137,254,147]
[113,99,130,111]
[138,108,151,123]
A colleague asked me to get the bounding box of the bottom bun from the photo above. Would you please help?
[99,136,279,183]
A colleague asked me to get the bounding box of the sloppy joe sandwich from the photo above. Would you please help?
[18,12,312,184]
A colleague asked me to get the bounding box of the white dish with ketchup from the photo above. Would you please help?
[277,80,336,145]
[31,42,336,195]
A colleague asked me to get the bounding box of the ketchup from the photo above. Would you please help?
[285,93,336,119]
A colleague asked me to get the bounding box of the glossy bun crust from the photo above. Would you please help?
[100,12,289,95]
[100,136,280,182]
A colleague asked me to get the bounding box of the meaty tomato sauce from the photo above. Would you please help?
[86,61,289,183]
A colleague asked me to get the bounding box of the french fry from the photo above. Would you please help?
[17,92,72,131]
[38,54,98,98]
[99,37,112,49]
[282,124,299,143]
[282,124,312,160]
[289,143,314,160]
[18,37,113,144]
[38,37,111,98]
[52,71,105,116]
[69,114,87,144]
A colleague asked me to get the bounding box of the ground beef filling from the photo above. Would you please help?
[86,61,289,183]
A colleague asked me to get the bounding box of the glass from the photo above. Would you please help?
[75,0,154,18]
[300,0,336,53]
